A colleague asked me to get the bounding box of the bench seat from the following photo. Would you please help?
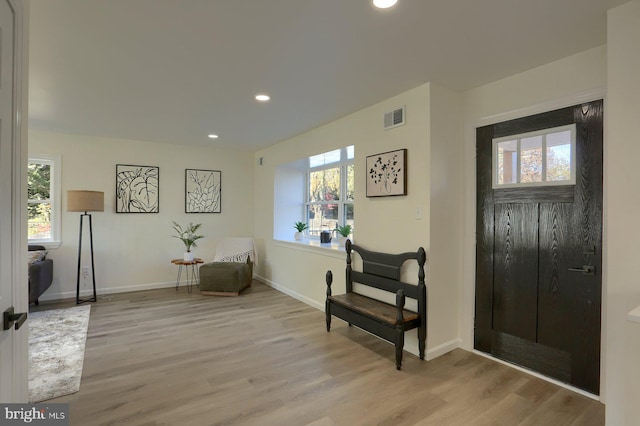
[328,293,419,326]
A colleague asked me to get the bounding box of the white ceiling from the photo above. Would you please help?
[28,0,625,151]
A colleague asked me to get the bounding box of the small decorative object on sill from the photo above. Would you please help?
[172,221,204,261]
[336,224,352,247]
[293,221,308,241]
[320,230,332,244]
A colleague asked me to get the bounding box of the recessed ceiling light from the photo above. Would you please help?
[255,94,271,102]
[373,0,398,9]
[208,134,219,139]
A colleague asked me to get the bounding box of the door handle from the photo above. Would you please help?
[568,265,595,276]
[3,307,27,331]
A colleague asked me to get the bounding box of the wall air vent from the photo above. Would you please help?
[384,106,405,130]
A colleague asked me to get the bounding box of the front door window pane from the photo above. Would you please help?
[546,130,572,182]
[520,136,543,183]
[493,124,575,188]
[497,140,517,185]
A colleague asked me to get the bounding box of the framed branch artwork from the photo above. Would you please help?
[185,169,221,213]
[116,164,159,213]
[366,148,407,197]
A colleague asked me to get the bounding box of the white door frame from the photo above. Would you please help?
[0,0,28,403]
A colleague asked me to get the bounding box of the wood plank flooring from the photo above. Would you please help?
[31,281,604,425]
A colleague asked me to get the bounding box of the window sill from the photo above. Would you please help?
[273,238,348,259]
[28,240,62,250]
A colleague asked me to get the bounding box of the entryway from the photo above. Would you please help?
[474,100,603,395]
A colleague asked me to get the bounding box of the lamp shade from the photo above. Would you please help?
[67,190,104,212]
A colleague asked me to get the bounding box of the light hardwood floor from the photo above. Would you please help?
[31,281,604,425]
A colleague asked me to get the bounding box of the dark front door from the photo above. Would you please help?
[475,100,603,394]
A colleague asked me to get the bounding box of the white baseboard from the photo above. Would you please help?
[427,338,461,360]
[38,280,177,302]
[256,274,460,360]
[255,274,324,311]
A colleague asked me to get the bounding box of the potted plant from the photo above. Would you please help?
[336,224,352,246]
[293,221,308,241]
[172,221,204,261]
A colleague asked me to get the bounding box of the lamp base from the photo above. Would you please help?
[76,212,98,305]
[76,296,97,304]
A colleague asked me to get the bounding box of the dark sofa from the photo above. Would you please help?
[28,245,53,305]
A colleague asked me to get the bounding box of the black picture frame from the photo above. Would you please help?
[366,148,407,197]
[115,164,159,213]
[185,169,221,213]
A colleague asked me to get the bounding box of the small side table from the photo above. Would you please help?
[171,258,204,293]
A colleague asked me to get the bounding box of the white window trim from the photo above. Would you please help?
[304,148,354,240]
[492,124,576,189]
[28,154,61,249]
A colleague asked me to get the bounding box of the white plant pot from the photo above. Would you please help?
[338,237,348,247]
[183,251,194,261]
[294,231,303,241]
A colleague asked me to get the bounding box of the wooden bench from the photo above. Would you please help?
[325,240,427,370]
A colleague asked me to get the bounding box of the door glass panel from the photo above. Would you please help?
[520,136,543,183]
[493,124,575,188]
[497,140,517,185]
[546,130,572,182]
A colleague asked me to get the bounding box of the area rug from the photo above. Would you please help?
[28,305,91,403]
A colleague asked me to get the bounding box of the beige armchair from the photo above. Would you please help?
[199,238,256,296]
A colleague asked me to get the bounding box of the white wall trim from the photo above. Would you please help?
[462,88,608,385]
[38,280,177,302]
[256,274,325,311]
[427,338,461,360]
[258,273,459,360]
[475,88,606,128]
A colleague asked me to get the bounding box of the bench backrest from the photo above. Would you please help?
[345,239,426,302]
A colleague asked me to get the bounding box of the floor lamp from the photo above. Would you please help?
[67,190,104,304]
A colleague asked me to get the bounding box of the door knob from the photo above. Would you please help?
[3,307,27,331]
[568,265,595,276]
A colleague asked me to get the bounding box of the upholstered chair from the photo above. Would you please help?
[199,238,256,296]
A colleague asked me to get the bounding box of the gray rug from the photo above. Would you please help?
[29,305,91,403]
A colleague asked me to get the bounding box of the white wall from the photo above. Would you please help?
[605,1,640,423]
[254,85,430,314]
[29,130,254,300]
[253,83,464,358]
[428,84,464,353]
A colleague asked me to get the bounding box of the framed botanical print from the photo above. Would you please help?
[185,169,221,213]
[366,149,407,197]
[115,164,159,213]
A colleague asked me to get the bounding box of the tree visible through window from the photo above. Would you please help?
[28,155,60,244]
[494,125,575,188]
[305,146,354,237]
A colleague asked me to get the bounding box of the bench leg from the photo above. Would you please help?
[418,326,426,360]
[395,328,404,370]
[325,301,331,332]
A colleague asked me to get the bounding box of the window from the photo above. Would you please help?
[28,154,61,247]
[273,145,354,244]
[493,124,575,188]
[305,146,354,237]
